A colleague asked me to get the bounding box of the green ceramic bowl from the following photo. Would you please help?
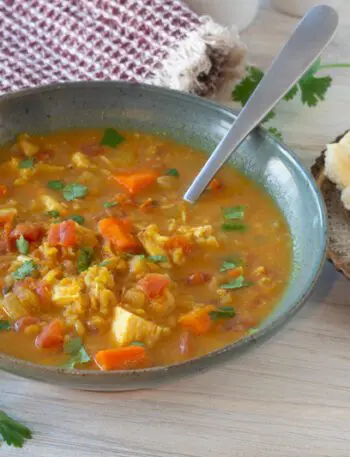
[0,82,327,390]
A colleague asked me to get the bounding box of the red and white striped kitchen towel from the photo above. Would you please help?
[0,0,245,96]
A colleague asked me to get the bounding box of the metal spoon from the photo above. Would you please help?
[184,5,339,203]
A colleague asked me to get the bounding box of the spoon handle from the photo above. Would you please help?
[184,5,339,203]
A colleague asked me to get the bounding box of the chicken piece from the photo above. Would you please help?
[75,224,99,248]
[177,225,219,248]
[72,151,95,169]
[112,306,170,348]
[129,255,149,275]
[40,195,68,215]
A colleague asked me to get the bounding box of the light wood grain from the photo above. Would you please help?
[3,4,350,457]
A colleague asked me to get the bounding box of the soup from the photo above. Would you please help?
[0,129,292,370]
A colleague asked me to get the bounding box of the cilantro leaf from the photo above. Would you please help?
[232,66,275,123]
[267,127,283,141]
[77,247,94,272]
[13,260,37,280]
[0,410,32,448]
[220,276,253,290]
[68,215,85,225]
[100,128,124,148]
[298,74,332,107]
[63,183,88,201]
[283,84,299,101]
[223,205,245,221]
[165,168,180,177]
[19,158,35,169]
[62,337,91,369]
[209,306,236,321]
[16,235,29,255]
[247,328,259,335]
[47,210,60,218]
[220,260,239,272]
[221,222,247,232]
[48,180,64,190]
[147,255,168,264]
[0,320,11,331]
[130,341,146,347]
[104,201,117,208]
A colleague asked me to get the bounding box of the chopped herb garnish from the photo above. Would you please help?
[220,275,253,290]
[16,236,29,255]
[247,328,259,335]
[221,222,247,232]
[13,260,37,280]
[100,128,124,148]
[130,341,146,347]
[47,180,64,190]
[209,306,236,321]
[100,260,112,267]
[63,183,88,201]
[69,215,85,225]
[77,247,94,272]
[166,168,180,177]
[0,320,11,331]
[220,260,240,272]
[0,410,33,448]
[62,337,91,369]
[19,158,35,169]
[223,205,245,220]
[103,201,118,208]
[47,210,60,218]
[147,255,167,263]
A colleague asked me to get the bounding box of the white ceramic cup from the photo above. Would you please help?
[271,0,346,17]
[185,0,260,31]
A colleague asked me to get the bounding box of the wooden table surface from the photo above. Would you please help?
[3,3,350,457]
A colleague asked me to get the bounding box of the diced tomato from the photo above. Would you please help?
[14,316,40,332]
[186,272,212,286]
[164,235,192,255]
[138,273,170,299]
[11,223,44,241]
[35,319,64,349]
[48,220,77,247]
[36,149,54,162]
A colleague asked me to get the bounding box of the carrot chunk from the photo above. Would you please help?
[138,273,170,299]
[98,217,139,252]
[48,220,76,247]
[178,305,216,335]
[113,170,158,195]
[227,266,244,279]
[35,319,64,349]
[95,346,147,371]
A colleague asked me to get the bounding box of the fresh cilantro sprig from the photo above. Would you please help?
[232,58,350,140]
[62,337,91,369]
[0,410,32,448]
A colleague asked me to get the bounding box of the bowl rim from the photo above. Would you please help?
[0,80,328,382]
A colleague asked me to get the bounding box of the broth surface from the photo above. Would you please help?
[0,129,292,370]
